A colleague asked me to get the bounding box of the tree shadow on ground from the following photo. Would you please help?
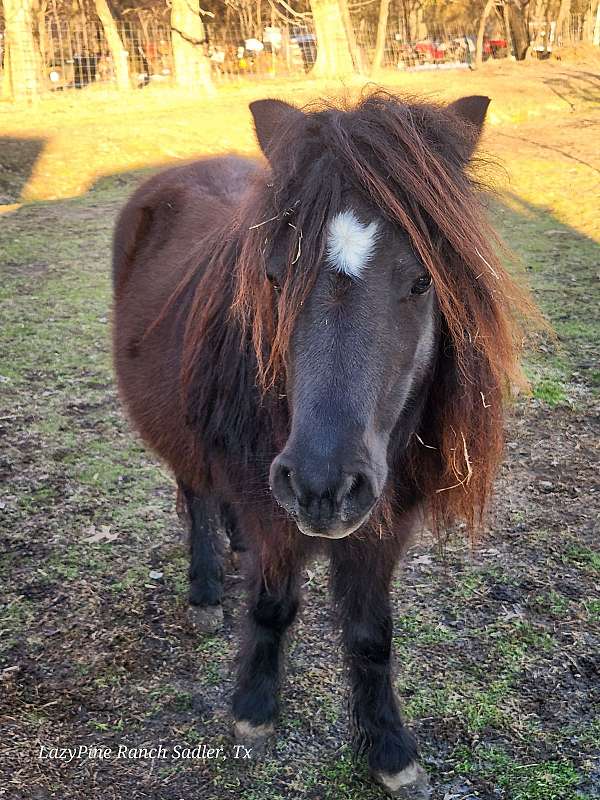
[541,67,600,108]
[0,137,46,204]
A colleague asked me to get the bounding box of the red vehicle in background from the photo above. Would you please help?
[414,40,446,62]
[485,37,508,58]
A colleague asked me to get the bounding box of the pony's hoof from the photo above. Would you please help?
[233,720,274,754]
[373,762,431,798]
[187,603,224,633]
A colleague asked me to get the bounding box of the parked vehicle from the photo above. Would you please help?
[414,40,447,62]
[486,37,508,58]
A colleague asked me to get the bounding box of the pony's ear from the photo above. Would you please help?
[447,95,491,131]
[446,95,490,159]
[249,99,304,157]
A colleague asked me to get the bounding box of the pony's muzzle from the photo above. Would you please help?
[270,454,378,538]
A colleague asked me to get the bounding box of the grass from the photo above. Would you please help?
[1,65,599,800]
[564,546,600,574]
[454,745,585,800]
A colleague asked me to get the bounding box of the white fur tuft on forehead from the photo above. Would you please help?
[326,210,380,279]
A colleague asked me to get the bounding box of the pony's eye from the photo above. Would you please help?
[411,274,432,295]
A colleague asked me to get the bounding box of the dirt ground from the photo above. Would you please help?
[1,60,599,800]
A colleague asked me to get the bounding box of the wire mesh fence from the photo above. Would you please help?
[41,18,174,91]
[0,17,479,98]
[0,7,598,100]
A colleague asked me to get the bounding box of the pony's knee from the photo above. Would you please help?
[252,592,298,633]
[346,620,392,665]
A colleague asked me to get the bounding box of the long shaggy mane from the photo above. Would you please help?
[178,90,539,537]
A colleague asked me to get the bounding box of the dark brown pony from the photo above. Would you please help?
[112,93,535,797]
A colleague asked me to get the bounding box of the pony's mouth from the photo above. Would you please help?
[269,458,380,539]
[293,509,373,539]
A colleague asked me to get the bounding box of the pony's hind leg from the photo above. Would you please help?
[330,536,430,798]
[180,484,225,633]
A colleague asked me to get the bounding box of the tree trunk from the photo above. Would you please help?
[404,0,412,41]
[507,0,530,59]
[476,0,495,66]
[582,0,596,40]
[556,0,571,43]
[2,0,40,100]
[170,0,215,93]
[371,0,390,71]
[402,0,410,41]
[138,11,151,57]
[502,0,513,54]
[594,0,600,46]
[94,0,130,90]
[32,0,48,68]
[338,0,363,72]
[2,43,12,98]
[310,0,356,77]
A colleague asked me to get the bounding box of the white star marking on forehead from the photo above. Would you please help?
[326,210,380,279]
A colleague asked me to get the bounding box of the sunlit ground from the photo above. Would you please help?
[1,58,598,212]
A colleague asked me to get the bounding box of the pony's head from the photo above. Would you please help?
[267,190,438,538]
[185,93,537,539]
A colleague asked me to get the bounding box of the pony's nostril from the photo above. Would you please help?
[279,466,293,494]
[271,460,297,509]
[344,471,376,514]
[348,473,362,498]
[272,456,378,527]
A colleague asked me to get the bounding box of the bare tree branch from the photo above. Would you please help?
[171,25,208,45]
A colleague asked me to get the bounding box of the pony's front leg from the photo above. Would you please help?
[232,541,301,744]
[330,536,430,798]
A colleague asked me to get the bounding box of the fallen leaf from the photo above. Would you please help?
[85,525,118,543]
[412,554,433,566]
